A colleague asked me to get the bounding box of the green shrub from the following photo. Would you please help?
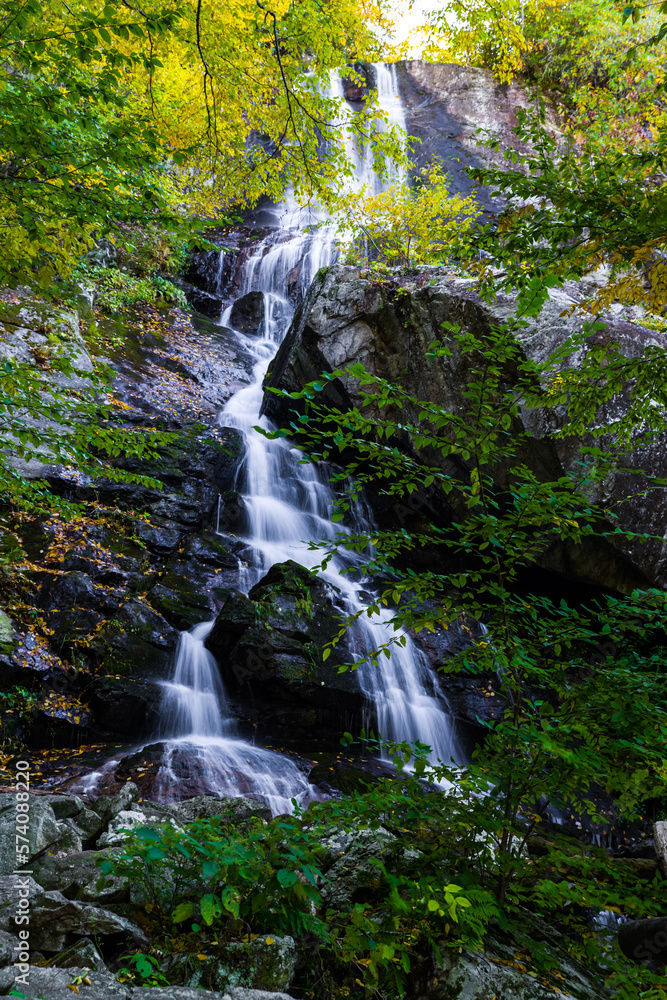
[99,793,493,996]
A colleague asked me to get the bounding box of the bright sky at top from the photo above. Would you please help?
[390,0,439,53]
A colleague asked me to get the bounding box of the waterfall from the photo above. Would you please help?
[74,65,459,811]
[215,62,459,771]
[154,625,312,814]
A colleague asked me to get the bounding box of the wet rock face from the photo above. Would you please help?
[88,676,164,737]
[262,264,665,594]
[186,284,223,318]
[397,61,561,217]
[230,290,265,334]
[0,297,251,751]
[204,560,366,744]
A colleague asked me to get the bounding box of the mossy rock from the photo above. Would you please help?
[83,598,178,677]
[205,561,361,701]
[145,569,214,630]
[0,610,15,656]
[170,934,297,993]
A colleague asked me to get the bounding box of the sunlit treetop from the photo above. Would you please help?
[0,0,402,284]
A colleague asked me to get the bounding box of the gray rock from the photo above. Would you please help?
[31,849,126,903]
[169,935,297,993]
[0,611,14,655]
[12,965,130,999]
[85,237,117,267]
[430,942,607,1000]
[51,820,83,856]
[97,804,179,848]
[398,61,560,211]
[0,928,18,967]
[28,891,150,952]
[0,798,60,876]
[228,991,296,1000]
[0,875,148,953]
[48,796,102,840]
[0,876,43,947]
[0,966,14,994]
[11,965,298,1000]
[321,827,396,909]
[131,989,296,1000]
[48,936,106,971]
[169,795,271,825]
[92,782,139,825]
[262,263,665,593]
[130,991,224,1000]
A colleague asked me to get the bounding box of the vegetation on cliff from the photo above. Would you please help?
[1,1,667,998]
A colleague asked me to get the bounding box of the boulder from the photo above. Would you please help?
[429,943,607,1000]
[0,927,18,966]
[48,935,107,971]
[134,522,183,556]
[0,796,60,876]
[0,871,147,951]
[320,827,397,909]
[230,291,265,335]
[31,849,127,903]
[204,561,364,718]
[96,803,178,848]
[7,964,299,999]
[92,782,139,824]
[146,570,215,630]
[0,610,14,655]
[261,264,664,593]
[37,569,106,643]
[168,935,297,993]
[9,888,149,953]
[84,599,179,679]
[88,676,164,738]
[618,916,667,965]
[187,285,224,318]
[169,795,272,825]
[14,966,130,999]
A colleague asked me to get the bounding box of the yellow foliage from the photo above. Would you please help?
[418,0,569,83]
[334,162,481,267]
[0,0,398,282]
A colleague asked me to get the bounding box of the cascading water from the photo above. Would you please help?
[152,623,312,814]
[78,64,459,811]
[215,62,458,769]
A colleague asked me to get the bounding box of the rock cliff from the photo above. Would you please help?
[262,264,665,594]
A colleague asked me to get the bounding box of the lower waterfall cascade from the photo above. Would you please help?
[75,63,459,812]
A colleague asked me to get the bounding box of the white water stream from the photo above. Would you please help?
[77,66,459,813]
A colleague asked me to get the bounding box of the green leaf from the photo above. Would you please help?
[277,869,298,888]
[200,894,220,926]
[172,902,195,923]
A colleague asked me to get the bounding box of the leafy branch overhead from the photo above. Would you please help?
[0,0,401,284]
